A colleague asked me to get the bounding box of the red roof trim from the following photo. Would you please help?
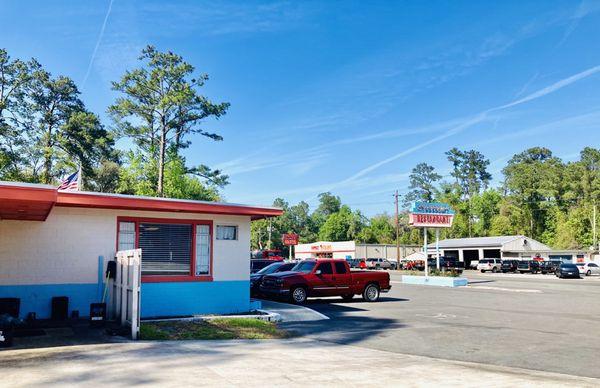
[0,182,282,220]
[56,191,282,219]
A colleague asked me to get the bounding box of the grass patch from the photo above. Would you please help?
[140,318,290,340]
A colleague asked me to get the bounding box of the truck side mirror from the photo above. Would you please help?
[315,269,322,275]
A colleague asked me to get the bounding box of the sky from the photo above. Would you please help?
[2,0,600,215]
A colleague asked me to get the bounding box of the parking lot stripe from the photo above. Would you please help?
[467,285,542,293]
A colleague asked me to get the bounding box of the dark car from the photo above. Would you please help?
[251,258,283,274]
[539,261,558,274]
[501,260,519,273]
[518,260,540,274]
[251,262,297,296]
[427,257,464,274]
[555,263,580,278]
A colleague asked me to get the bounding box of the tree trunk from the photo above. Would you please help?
[43,126,52,184]
[157,127,166,197]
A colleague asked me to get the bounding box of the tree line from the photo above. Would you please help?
[0,46,228,200]
[252,146,600,252]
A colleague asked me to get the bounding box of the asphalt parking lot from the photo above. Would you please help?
[280,270,600,379]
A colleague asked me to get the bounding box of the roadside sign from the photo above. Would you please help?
[409,202,455,228]
[282,233,299,246]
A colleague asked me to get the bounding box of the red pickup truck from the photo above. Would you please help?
[259,259,391,304]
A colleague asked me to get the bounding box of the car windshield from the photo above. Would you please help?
[575,263,584,267]
[561,264,577,269]
[256,263,284,275]
[292,261,317,273]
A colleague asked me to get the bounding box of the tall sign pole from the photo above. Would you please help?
[436,228,440,270]
[409,202,455,276]
[395,190,400,270]
[423,227,428,276]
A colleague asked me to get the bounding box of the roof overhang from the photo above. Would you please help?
[0,182,57,221]
[0,181,283,221]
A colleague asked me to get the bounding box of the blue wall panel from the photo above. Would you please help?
[141,281,250,318]
[0,281,251,319]
[0,283,98,319]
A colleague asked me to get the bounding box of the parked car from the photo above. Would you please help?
[250,262,297,296]
[469,260,479,270]
[575,262,600,276]
[347,258,367,269]
[539,261,558,274]
[518,260,540,274]
[260,259,391,304]
[555,263,581,279]
[501,260,519,273]
[427,257,464,274]
[251,258,283,273]
[477,258,502,273]
[366,258,392,270]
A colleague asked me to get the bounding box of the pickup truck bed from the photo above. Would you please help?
[260,259,391,304]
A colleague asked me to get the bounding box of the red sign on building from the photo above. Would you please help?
[282,233,299,246]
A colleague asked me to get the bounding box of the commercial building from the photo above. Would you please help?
[426,235,597,267]
[295,240,420,261]
[0,181,282,320]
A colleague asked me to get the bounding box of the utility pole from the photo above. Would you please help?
[394,190,400,270]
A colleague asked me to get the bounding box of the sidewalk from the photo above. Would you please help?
[260,299,329,322]
[1,338,597,387]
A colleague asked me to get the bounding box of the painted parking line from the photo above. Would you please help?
[467,285,542,293]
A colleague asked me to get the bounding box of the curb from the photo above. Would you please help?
[142,310,282,324]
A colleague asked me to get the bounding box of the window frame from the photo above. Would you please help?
[116,216,213,283]
[216,224,239,241]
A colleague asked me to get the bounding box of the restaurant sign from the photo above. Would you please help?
[282,233,299,246]
[409,202,455,228]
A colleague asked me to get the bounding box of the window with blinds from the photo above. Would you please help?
[138,223,192,276]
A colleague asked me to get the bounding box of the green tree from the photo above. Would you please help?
[0,49,35,179]
[109,45,229,196]
[502,147,564,242]
[446,148,492,236]
[404,162,441,205]
[318,205,366,241]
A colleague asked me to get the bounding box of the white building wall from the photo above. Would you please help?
[0,206,251,286]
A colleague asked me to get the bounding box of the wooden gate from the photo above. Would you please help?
[113,249,141,340]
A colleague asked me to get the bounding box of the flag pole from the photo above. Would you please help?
[77,163,83,191]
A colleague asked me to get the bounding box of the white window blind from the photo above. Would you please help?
[139,223,192,275]
[195,225,211,275]
[216,225,237,240]
[118,221,135,251]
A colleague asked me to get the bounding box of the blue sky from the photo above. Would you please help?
[2,1,600,215]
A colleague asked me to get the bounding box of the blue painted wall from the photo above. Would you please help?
[0,281,251,319]
[0,283,98,319]
[141,280,250,318]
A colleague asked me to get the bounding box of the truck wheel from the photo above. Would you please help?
[480,269,485,273]
[290,287,307,304]
[363,284,380,302]
[342,294,354,301]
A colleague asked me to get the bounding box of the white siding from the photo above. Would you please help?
[0,206,251,285]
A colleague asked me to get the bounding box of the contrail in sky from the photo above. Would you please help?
[319,63,600,197]
[82,0,115,87]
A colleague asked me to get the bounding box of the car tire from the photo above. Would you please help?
[480,269,485,273]
[492,267,498,273]
[586,270,591,276]
[363,283,380,302]
[290,286,307,305]
[502,270,507,273]
[342,294,354,301]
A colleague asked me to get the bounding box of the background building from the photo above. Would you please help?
[295,240,420,261]
[426,235,597,267]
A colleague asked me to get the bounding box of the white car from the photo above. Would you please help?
[575,262,600,276]
[477,258,502,273]
[366,258,392,270]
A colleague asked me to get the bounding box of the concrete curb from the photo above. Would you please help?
[143,310,282,323]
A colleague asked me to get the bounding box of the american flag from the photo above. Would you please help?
[57,170,80,191]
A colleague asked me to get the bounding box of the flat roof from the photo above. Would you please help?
[0,181,283,221]
[428,235,523,249]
